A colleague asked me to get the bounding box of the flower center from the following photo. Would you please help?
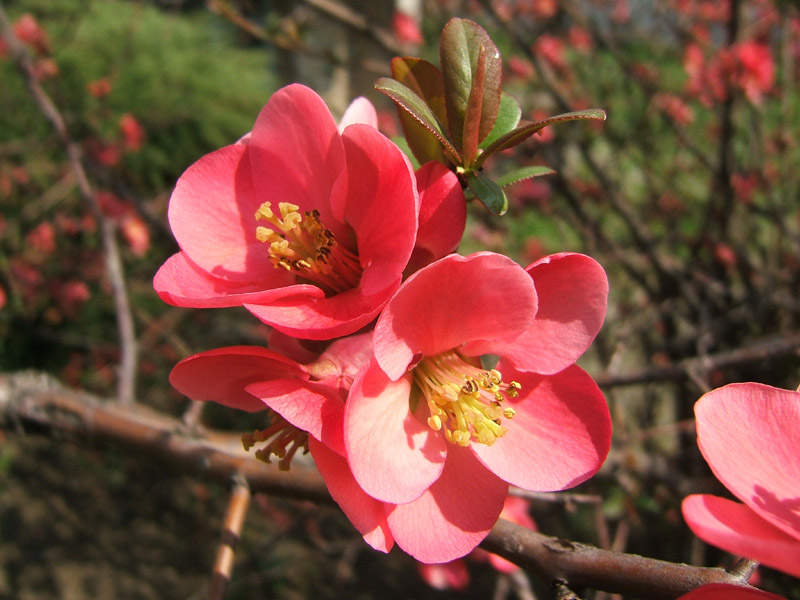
[412,349,520,447]
[241,410,309,471]
[255,201,362,295]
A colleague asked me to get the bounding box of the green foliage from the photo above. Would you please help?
[2,0,276,191]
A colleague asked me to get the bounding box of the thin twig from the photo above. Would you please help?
[209,475,251,600]
[0,2,138,404]
[595,330,800,388]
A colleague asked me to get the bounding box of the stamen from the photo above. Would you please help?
[241,410,309,471]
[412,350,521,447]
[255,201,362,295]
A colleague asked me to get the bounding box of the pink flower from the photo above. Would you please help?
[154,84,420,340]
[342,251,611,562]
[392,11,424,46]
[119,113,145,152]
[678,584,787,600]
[417,559,470,591]
[682,383,800,578]
[169,333,373,471]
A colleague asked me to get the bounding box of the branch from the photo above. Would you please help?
[0,3,138,404]
[595,330,800,389]
[209,475,251,600]
[0,371,759,598]
[482,520,754,600]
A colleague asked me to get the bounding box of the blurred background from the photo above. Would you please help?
[1,0,799,598]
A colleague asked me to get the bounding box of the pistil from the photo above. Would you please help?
[412,349,520,447]
[255,201,362,295]
[241,410,309,471]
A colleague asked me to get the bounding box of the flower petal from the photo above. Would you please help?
[374,252,537,380]
[471,364,611,491]
[244,282,395,340]
[341,123,418,298]
[386,448,507,563]
[168,143,279,283]
[405,162,466,273]
[309,437,394,553]
[493,253,608,374]
[678,584,788,600]
[695,383,800,541]
[247,379,346,455]
[154,251,303,308]
[682,495,800,578]
[345,360,446,504]
[169,346,307,412]
[248,84,348,239]
[338,97,378,132]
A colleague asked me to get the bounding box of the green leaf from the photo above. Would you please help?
[375,77,462,164]
[494,165,556,187]
[480,92,522,149]
[389,57,449,166]
[440,18,502,153]
[466,172,508,215]
[476,108,607,169]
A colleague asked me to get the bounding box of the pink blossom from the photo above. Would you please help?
[154,84,420,340]
[732,41,774,105]
[678,584,787,600]
[170,333,396,550]
[417,559,470,591]
[534,34,567,72]
[682,383,800,578]
[392,11,424,46]
[343,252,611,562]
[87,77,112,98]
[119,113,145,152]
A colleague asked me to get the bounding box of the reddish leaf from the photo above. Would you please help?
[440,18,502,152]
[476,108,606,169]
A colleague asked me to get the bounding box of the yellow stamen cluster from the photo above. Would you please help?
[413,350,520,447]
[255,201,361,295]
[241,411,309,471]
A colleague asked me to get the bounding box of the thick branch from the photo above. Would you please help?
[482,520,752,600]
[0,371,759,598]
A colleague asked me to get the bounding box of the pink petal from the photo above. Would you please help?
[341,124,418,298]
[679,584,788,600]
[374,252,538,381]
[247,379,346,455]
[244,282,395,340]
[406,162,466,273]
[345,360,446,504]
[471,364,611,491]
[248,84,349,240]
[386,448,508,563]
[169,346,307,412]
[305,331,374,389]
[338,97,378,132]
[682,495,800,578]
[695,383,800,541]
[497,253,608,374]
[168,143,278,283]
[154,251,304,308]
[309,438,394,553]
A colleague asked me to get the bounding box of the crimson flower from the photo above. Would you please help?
[342,251,611,562]
[682,383,800,578]
[154,84,421,340]
[678,584,787,600]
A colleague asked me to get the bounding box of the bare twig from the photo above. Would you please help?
[209,475,251,600]
[0,3,138,404]
[595,330,800,388]
[0,371,762,599]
